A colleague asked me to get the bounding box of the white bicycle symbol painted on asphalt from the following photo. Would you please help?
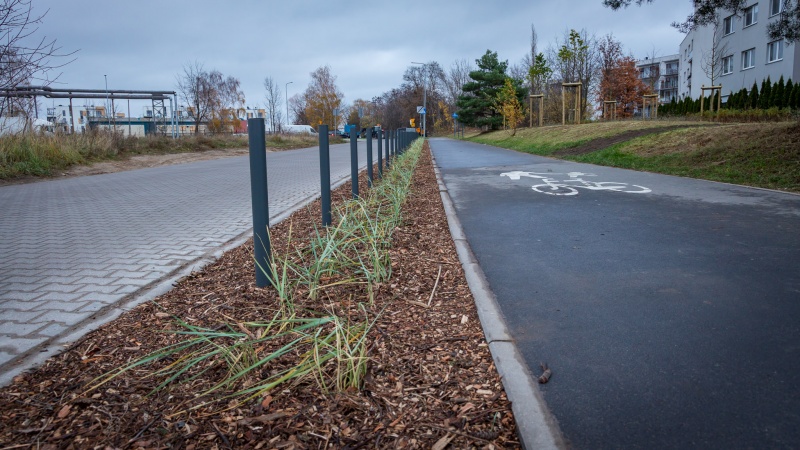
[501,171,652,196]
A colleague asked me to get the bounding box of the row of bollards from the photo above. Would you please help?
[248,118,420,288]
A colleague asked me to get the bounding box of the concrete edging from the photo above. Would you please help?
[431,153,565,450]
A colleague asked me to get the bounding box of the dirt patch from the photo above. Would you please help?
[0,143,520,448]
[553,124,714,157]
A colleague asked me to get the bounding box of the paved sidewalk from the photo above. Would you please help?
[430,137,800,448]
[0,141,375,384]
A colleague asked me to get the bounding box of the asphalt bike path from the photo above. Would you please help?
[429,137,800,449]
[0,140,378,385]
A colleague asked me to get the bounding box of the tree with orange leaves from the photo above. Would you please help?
[597,35,650,118]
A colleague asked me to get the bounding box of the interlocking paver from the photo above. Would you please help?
[0,141,377,384]
[0,309,44,322]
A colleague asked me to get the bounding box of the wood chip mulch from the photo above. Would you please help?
[0,142,520,449]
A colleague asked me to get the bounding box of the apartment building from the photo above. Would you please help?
[636,54,681,103]
[679,0,800,100]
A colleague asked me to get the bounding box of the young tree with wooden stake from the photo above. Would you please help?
[496,78,524,136]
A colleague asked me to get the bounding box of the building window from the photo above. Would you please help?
[722,55,734,74]
[770,0,783,16]
[742,48,755,69]
[723,15,734,35]
[767,40,784,62]
[744,4,758,27]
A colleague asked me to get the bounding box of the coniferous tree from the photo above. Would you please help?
[773,76,785,109]
[759,77,772,109]
[736,88,747,109]
[784,79,793,109]
[457,50,514,129]
[749,81,759,109]
[793,83,800,109]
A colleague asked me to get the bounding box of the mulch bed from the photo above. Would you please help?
[0,142,520,449]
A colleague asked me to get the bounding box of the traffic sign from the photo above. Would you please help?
[452,113,458,118]
[417,106,426,114]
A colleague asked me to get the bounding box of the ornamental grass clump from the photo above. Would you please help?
[91,138,425,412]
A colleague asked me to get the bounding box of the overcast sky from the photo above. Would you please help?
[32,0,693,112]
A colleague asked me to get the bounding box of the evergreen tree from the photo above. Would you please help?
[794,83,800,109]
[737,88,748,109]
[759,77,772,109]
[785,79,794,109]
[772,76,785,109]
[456,50,512,130]
[749,81,759,109]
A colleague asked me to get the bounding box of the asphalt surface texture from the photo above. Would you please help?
[429,137,800,449]
[0,138,381,385]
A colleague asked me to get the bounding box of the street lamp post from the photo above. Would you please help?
[411,62,426,136]
[104,75,109,120]
[285,81,293,126]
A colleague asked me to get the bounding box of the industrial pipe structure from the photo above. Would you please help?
[0,86,178,136]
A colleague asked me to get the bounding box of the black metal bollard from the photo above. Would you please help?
[377,129,383,179]
[350,127,359,199]
[366,130,373,187]
[385,129,390,169]
[248,118,271,287]
[318,125,331,226]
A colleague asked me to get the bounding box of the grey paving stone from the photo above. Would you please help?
[73,284,123,295]
[34,291,87,303]
[0,351,16,367]
[31,300,90,313]
[39,283,82,293]
[0,309,45,322]
[0,292,44,302]
[2,322,48,337]
[35,322,71,338]
[30,310,93,325]
[0,301,40,312]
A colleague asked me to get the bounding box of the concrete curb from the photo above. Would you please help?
[0,173,354,387]
[431,153,566,450]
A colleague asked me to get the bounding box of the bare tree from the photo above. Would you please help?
[208,70,245,133]
[701,19,730,88]
[548,28,600,120]
[443,59,473,107]
[176,61,214,134]
[263,76,282,133]
[288,93,308,125]
[0,0,74,120]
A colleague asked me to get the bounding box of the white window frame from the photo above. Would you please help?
[722,55,734,74]
[723,15,734,35]
[769,0,783,16]
[767,40,784,62]
[744,4,759,27]
[742,48,756,69]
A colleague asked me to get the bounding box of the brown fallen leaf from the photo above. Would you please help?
[538,362,552,384]
[432,433,454,450]
[56,404,71,419]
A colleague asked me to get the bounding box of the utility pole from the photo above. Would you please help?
[411,62,427,136]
